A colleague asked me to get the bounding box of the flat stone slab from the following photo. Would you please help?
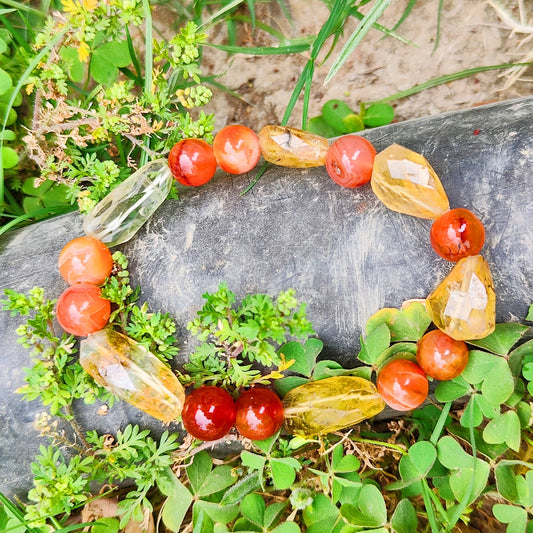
[1,97,532,499]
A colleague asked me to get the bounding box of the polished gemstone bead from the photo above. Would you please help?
[371,144,450,219]
[430,208,485,261]
[83,159,173,247]
[213,125,261,174]
[425,255,496,340]
[282,376,384,437]
[258,125,329,168]
[168,139,217,186]
[80,328,185,422]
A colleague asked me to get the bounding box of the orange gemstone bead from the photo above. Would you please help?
[58,236,113,286]
[430,208,485,262]
[213,125,261,174]
[168,139,217,186]
[56,283,111,337]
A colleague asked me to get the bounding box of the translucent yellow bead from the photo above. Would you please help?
[282,376,385,437]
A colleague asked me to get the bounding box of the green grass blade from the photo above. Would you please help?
[246,0,255,30]
[200,0,244,29]
[207,42,311,55]
[0,0,42,15]
[310,0,351,60]
[364,62,533,105]
[350,7,417,46]
[432,0,444,53]
[126,26,143,81]
[392,0,417,31]
[0,205,76,236]
[240,160,270,195]
[325,0,392,84]
[0,28,67,209]
[281,60,312,125]
[302,61,315,129]
[0,14,32,53]
[430,401,452,446]
[140,0,152,168]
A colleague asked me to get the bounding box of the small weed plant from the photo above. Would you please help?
[1,249,533,532]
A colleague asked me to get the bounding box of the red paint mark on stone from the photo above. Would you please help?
[473,129,480,135]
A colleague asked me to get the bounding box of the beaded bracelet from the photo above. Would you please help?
[54,123,495,441]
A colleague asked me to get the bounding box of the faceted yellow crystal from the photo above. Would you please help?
[259,125,329,168]
[282,376,385,437]
[426,255,496,341]
[80,328,185,422]
[371,144,450,219]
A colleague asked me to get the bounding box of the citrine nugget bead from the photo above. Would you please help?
[258,125,329,168]
[371,144,450,219]
[80,328,185,422]
[426,254,496,340]
[282,376,384,437]
[430,208,485,262]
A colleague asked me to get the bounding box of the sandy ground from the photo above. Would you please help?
[185,0,533,130]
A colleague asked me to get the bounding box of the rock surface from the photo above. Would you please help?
[1,97,532,499]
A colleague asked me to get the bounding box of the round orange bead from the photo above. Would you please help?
[58,236,113,286]
[213,125,261,174]
[168,139,217,186]
[430,208,485,262]
[56,283,111,337]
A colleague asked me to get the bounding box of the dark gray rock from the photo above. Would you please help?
[1,97,532,499]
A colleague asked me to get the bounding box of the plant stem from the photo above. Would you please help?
[350,436,407,455]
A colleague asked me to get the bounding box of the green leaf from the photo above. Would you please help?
[1,146,18,169]
[274,376,309,397]
[157,468,193,532]
[526,304,533,321]
[407,441,437,476]
[279,338,323,377]
[306,116,340,138]
[303,493,339,526]
[312,360,344,381]
[437,436,475,469]
[197,465,236,497]
[99,40,132,67]
[321,100,356,134]
[270,457,299,489]
[0,129,15,141]
[342,115,364,133]
[0,67,12,96]
[492,504,528,532]
[59,46,85,82]
[241,451,266,471]
[435,376,470,402]
[264,501,287,529]
[186,451,212,495]
[365,301,431,342]
[220,472,261,505]
[271,523,301,533]
[340,484,387,527]
[90,53,119,85]
[459,394,485,428]
[0,36,7,55]
[481,357,515,406]
[468,323,529,355]
[483,411,521,451]
[240,493,265,527]
[91,517,120,533]
[361,104,395,127]
[495,463,519,502]
[390,498,418,533]
[195,501,240,524]
[358,323,391,365]
[516,470,533,508]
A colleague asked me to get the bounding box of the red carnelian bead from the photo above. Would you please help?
[213,125,261,174]
[56,283,111,337]
[377,359,428,411]
[168,139,217,186]
[325,135,377,188]
[417,330,469,381]
[182,386,236,441]
[430,208,485,262]
[58,236,113,286]
[235,388,284,440]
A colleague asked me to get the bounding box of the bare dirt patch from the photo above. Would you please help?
[189,0,533,129]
